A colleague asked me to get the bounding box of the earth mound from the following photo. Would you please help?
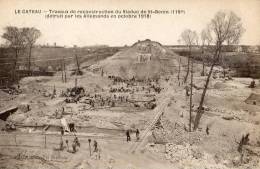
[90,39,180,79]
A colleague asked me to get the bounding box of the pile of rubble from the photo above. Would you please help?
[164,143,232,169]
[165,143,194,163]
[62,86,85,103]
[151,115,203,145]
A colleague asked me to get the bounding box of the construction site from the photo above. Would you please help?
[0,38,260,169]
[1,0,260,168]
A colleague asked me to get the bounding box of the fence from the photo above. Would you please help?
[0,133,62,148]
[0,132,124,149]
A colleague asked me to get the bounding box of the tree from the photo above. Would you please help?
[177,39,182,85]
[193,11,244,130]
[23,27,41,75]
[189,52,194,132]
[180,29,198,83]
[74,46,82,75]
[200,28,212,76]
[2,26,27,81]
[177,57,181,85]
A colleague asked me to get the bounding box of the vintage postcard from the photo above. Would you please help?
[0,0,259,168]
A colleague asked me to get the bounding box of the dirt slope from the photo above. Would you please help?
[90,39,180,79]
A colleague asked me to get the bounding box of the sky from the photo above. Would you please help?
[0,0,259,47]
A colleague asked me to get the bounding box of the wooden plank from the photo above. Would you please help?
[0,106,18,115]
[129,98,170,153]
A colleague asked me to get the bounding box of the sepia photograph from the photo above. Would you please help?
[0,0,260,168]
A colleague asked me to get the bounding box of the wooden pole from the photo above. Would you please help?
[202,60,205,76]
[201,46,205,76]
[75,52,80,75]
[61,60,64,82]
[183,47,191,83]
[63,57,67,83]
[14,134,17,146]
[178,57,181,85]
[75,78,77,88]
[89,142,91,156]
[189,56,193,132]
[88,139,91,156]
[44,134,47,148]
[28,45,32,76]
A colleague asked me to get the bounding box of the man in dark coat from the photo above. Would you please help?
[126,129,131,142]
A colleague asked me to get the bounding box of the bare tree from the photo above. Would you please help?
[74,46,81,75]
[193,11,244,130]
[23,27,41,75]
[189,54,194,132]
[200,28,212,76]
[180,29,198,83]
[63,57,67,83]
[177,57,181,84]
[177,39,182,85]
[189,34,199,131]
[2,26,27,81]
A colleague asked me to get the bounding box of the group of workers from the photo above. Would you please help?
[58,128,141,157]
[59,130,81,153]
[59,133,101,160]
[89,93,129,108]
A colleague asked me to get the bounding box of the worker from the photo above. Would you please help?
[69,123,76,132]
[51,85,56,99]
[136,129,140,141]
[59,138,64,150]
[184,85,190,96]
[93,140,98,152]
[93,140,100,160]
[65,140,69,151]
[126,129,131,142]
[249,80,255,88]
[27,105,30,111]
[61,107,65,115]
[206,126,209,135]
[74,136,80,147]
[98,146,101,160]
[72,141,77,153]
[61,128,64,136]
